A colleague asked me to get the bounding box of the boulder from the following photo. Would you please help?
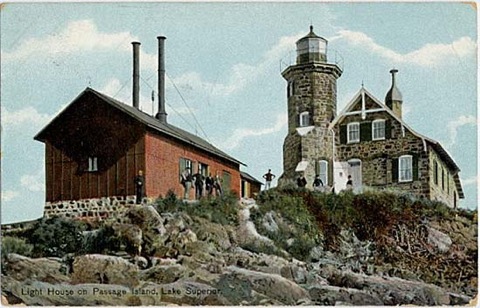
[3,254,69,284]
[139,264,190,284]
[1,276,138,306]
[138,281,231,305]
[191,216,232,251]
[111,223,143,254]
[427,226,452,253]
[71,254,139,288]
[219,266,310,305]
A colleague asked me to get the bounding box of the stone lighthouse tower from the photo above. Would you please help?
[279,26,342,187]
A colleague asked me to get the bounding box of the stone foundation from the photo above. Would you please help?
[43,196,151,220]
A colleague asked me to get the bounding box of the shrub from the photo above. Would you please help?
[1,236,33,258]
[82,225,122,254]
[24,217,86,257]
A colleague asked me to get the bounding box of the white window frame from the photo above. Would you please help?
[88,157,98,172]
[347,122,360,143]
[299,111,310,127]
[372,119,386,141]
[399,155,413,182]
[319,160,328,185]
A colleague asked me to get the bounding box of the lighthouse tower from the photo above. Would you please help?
[279,26,343,187]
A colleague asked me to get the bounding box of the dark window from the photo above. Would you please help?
[287,81,295,97]
[434,161,438,185]
[442,169,445,190]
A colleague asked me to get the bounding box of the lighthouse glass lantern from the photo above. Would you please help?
[296,26,328,64]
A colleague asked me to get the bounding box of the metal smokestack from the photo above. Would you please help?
[132,42,141,109]
[156,36,167,123]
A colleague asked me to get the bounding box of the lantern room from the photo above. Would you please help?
[296,25,328,64]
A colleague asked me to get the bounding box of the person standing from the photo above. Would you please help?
[297,173,307,188]
[214,173,223,196]
[346,175,353,190]
[205,173,214,196]
[134,170,145,204]
[263,169,276,190]
[194,172,204,200]
[181,168,193,200]
[313,174,324,191]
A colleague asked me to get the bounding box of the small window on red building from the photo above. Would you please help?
[88,157,98,172]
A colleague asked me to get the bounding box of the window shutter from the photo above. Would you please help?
[392,158,399,182]
[412,154,419,181]
[340,125,347,144]
[328,159,333,186]
[385,119,392,139]
[360,122,372,141]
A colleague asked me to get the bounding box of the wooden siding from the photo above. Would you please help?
[144,132,241,199]
[45,138,145,202]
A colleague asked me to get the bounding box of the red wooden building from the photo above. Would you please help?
[34,87,243,202]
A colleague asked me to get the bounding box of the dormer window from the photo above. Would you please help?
[372,119,386,140]
[347,122,360,143]
[299,111,310,127]
[88,157,98,172]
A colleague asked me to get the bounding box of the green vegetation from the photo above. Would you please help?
[22,217,86,258]
[1,236,33,266]
[253,187,467,253]
[154,190,239,225]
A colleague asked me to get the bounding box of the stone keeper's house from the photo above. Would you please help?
[279,27,464,208]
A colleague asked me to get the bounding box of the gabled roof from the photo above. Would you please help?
[331,87,464,198]
[35,87,245,166]
[240,171,263,185]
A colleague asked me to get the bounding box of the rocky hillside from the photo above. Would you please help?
[1,189,477,305]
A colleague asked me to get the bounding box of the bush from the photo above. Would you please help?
[82,225,122,254]
[154,190,239,225]
[1,236,33,258]
[24,217,86,257]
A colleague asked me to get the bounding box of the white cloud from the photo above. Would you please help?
[446,115,477,147]
[334,30,476,67]
[462,176,477,186]
[20,170,45,192]
[171,32,301,97]
[219,113,287,150]
[1,106,51,127]
[2,190,20,202]
[2,20,137,61]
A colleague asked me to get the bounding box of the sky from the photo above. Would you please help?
[1,2,477,223]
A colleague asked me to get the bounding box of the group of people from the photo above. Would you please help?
[134,167,355,204]
[180,168,223,200]
[297,173,353,192]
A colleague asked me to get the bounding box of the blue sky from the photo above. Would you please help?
[1,2,477,223]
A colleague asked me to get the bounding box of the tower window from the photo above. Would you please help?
[287,81,295,97]
[434,161,438,185]
[299,111,310,127]
[88,157,98,172]
[347,122,360,143]
[399,155,413,182]
[372,119,386,140]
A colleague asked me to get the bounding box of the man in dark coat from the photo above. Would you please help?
[297,173,307,188]
[194,172,204,199]
[205,173,214,196]
[134,170,145,204]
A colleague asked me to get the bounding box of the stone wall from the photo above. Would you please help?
[428,149,459,208]
[43,196,146,220]
[334,111,430,199]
